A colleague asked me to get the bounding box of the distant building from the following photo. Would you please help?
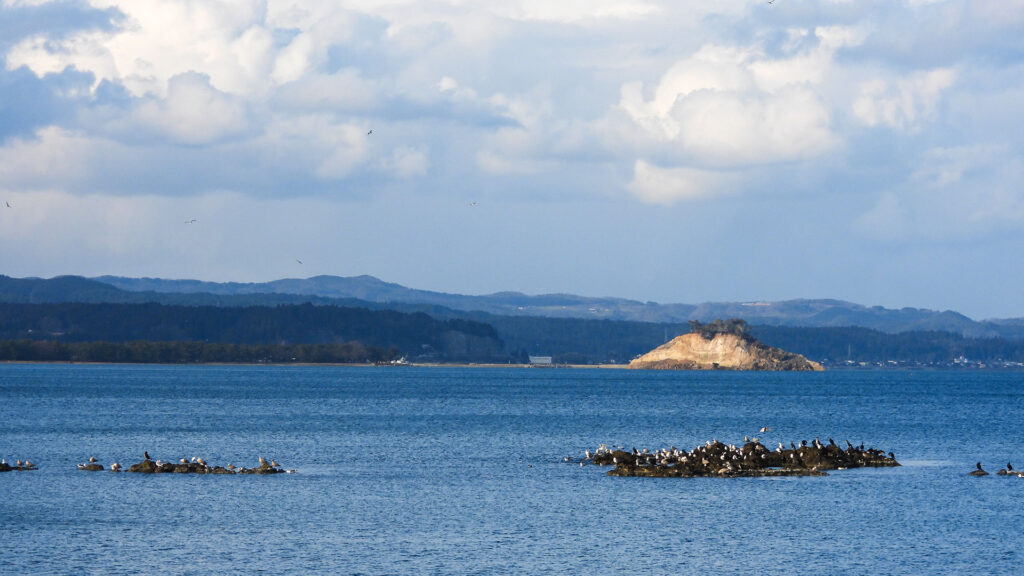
[528,355,552,365]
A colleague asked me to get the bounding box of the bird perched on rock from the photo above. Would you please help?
[969,462,988,476]
[144,451,150,461]
[111,462,121,472]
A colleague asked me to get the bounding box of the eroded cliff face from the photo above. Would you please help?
[628,333,823,371]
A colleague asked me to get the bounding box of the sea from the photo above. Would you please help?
[1,363,1022,575]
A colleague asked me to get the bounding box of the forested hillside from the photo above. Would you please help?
[0,302,505,362]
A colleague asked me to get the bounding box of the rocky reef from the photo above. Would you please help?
[629,332,822,371]
[125,457,292,475]
[583,437,898,478]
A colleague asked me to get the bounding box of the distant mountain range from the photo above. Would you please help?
[1,273,1020,339]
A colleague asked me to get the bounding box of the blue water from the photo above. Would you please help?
[1,364,1022,575]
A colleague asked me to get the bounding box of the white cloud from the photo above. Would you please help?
[274,69,379,112]
[380,146,429,178]
[496,0,658,22]
[856,145,1024,241]
[618,31,845,170]
[0,127,98,188]
[852,68,956,130]
[132,72,248,145]
[627,159,735,205]
[307,121,371,180]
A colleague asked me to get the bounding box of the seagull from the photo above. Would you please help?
[296,259,303,264]
[185,219,196,224]
[768,0,776,4]
[271,460,279,467]
[468,202,477,207]
[111,462,121,472]
[759,426,771,433]
[4,201,10,208]
[367,129,373,135]
[89,456,97,463]
[258,456,267,466]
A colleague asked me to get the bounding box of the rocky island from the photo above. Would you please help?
[629,319,823,371]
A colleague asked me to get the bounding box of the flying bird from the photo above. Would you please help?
[367,129,373,135]
[185,219,196,224]
[296,259,303,264]
[4,201,10,208]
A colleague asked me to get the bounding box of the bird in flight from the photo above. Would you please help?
[185,219,196,224]
[5,201,10,208]
[296,259,303,264]
[468,201,477,207]
[768,0,776,4]
[367,129,373,135]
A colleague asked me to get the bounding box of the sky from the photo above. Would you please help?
[1,0,1024,319]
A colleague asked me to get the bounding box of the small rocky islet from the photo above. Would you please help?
[579,437,900,478]
[74,454,295,475]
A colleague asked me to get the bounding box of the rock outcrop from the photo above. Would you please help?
[582,437,898,478]
[629,332,823,371]
[125,459,291,475]
[0,460,38,471]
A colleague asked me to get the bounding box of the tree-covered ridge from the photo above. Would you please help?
[0,302,505,362]
[0,339,397,364]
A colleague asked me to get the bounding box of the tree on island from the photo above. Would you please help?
[688,318,752,341]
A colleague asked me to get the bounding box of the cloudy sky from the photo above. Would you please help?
[1,0,1023,319]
